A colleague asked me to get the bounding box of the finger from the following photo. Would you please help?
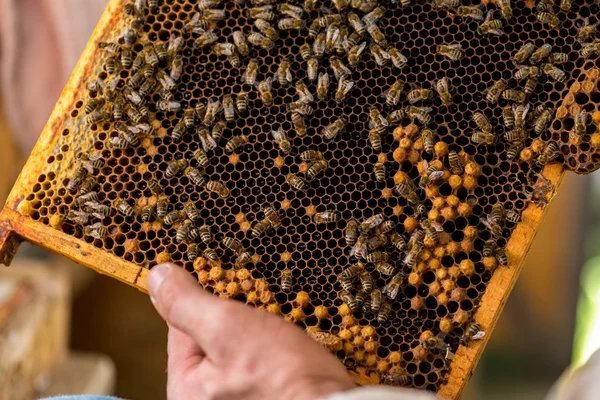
[168,325,204,374]
[148,263,258,360]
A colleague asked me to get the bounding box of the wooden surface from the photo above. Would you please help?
[0,0,579,397]
[0,260,70,400]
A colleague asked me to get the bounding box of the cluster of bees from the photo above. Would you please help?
[48,0,600,388]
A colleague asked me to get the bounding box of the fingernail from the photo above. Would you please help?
[148,263,171,294]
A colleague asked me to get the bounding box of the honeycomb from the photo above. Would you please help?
[2,0,600,396]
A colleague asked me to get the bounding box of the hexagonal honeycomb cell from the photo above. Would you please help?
[1,0,600,397]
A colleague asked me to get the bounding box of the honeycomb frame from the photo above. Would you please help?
[0,0,599,397]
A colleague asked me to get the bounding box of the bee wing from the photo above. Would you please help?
[521,103,531,119]
[356,41,368,56]
[484,9,494,23]
[447,43,462,49]
[472,331,486,340]
[90,222,103,229]
[350,241,367,258]
[271,128,287,141]
[326,25,340,44]
[92,212,107,220]
[431,221,444,232]
[200,131,218,151]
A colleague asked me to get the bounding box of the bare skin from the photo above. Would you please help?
[147,263,356,400]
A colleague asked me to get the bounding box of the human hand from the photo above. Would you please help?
[147,263,356,400]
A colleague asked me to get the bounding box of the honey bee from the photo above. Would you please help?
[181,12,208,35]
[241,59,260,87]
[295,81,314,103]
[167,33,185,60]
[251,219,272,238]
[127,104,146,124]
[324,24,341,54]
[513,103,530,131]
[537,11,561,29]
[184,243,199,261]
[368,233,388,251]
[335,77,355,103]
[154,195,169,218]
[542,63,567,82]
[432,77,452,106]
[405,106,433,125]
[263,205,281,228]
[246,5,275,21]
[394,179,420,204]
[113,199,134,217]
[350,234,368,260]
[578,17,598,43]
[342,262,365,280]
[549,52,569,64]
[368,127,383,154]
[582,42,600,59]
[256,77,274,106]
[277,268,293,292]
[307,160,329,179]
[322,117,346,140]
[203,248,220,262]
[255,18,279,41]
[494,248,507,265]
[369,106,388,129]
[314,210,339,224]
[347,12,366,35]
[66,209,90,225]
[368,289,383,313]
[222,236,245,254]
[537,142,560,166]
[505,209,521,224]
[186,167,206,188]
[506,141,524,160]
[471,131,497,145]
[85,201,112,220]
[524,68,540,94]
[514,65,537,81]
[84,223,108,240]
[199,225,212,244]
[146,179,162,196]
[530,43,552,65]
[502,89,526,103]
[366,251,390,264]
[197,0,222,10]
[362,6,385,25]
[382,273,404,300]
[406,86,433,105]
[277,3,304,19]
[360,213,385,231]
[340,290,358,312]
[536,0,554,12]
[460,323,486,346]
[437,43,463,62]
[481,211,502,238]
[175,220,193,243]
[387,47,408,69]
[377,301,392,324]
[169,120,185,142]
[482,239,497,257]
[423,333,454,359]
[165,159,187,178]
[75,191,99,209]
[291,111,308,137]
[574,110,589,137]
[339,274,355,292]
[374,162,386,182]
[204,98,223,126]
[199,9,226,21]
[478,10,503,35]
[85,110,110,126]
[348,42,367,68]
[140,204,156,223]
[355,290,368,308]
[381,79,405,106]
[374,261,395,276]
[422,218,444,242]
[345,220,359,246]
[178,203,199,224]
[387,109,407,125]
[503,129,526,142]
[534,106,553,135]
[235,251,253,269]
[218,95,234,123]
[298,44,312,62]
[271,128,292,154]
[421,129,436,155]
[206,180,230,198]
[485,79,507,104]
[446,150,463,175]
[456,5,485,20]
[389,233,407,252]
[317,72,330,101]
[306,57,319,81]
[182,108,196,130]
[366,22,387,47]
[157,99,182,113]
[382,374,410,386]
[419,161,444,188]
[213,43,236,57]
[472,111,492,133]
[328,57,349,81]
[247,32,275,50]
[84,98,106,115]
[345,31,364,51]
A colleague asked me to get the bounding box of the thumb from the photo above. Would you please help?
[147,263,247,361]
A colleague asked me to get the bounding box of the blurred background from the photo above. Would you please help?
[0,1,597,399]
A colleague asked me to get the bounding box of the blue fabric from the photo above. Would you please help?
[40,397,124,400]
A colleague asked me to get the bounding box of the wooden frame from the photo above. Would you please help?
[0,0,583,397]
